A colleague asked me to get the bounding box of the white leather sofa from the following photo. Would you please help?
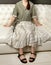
[0,4,51,54]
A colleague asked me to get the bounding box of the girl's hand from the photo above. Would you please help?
[3,24,11,27]
[34,21,43,27]
[36,23,42,26]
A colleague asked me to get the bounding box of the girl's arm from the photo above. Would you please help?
[4,16,16,27]
[33,17,42,26]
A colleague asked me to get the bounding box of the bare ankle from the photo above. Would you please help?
[19,48,24,54]
[31,47,35,53]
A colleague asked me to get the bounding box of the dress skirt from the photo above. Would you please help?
[12,21,37,48]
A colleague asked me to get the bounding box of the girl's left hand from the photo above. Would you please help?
[36,23,42,26]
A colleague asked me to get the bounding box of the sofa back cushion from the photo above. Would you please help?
[35,5,51,32]
[0,4,51,32]
[0,4,15,25]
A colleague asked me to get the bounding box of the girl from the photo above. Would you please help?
[4,0,42,63]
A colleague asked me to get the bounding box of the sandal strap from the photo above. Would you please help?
[29,57,35,62]
[31,53,36,55]
[21,58,27,60]
[30,57,35,59]
[18,54,27,63]
[18,54,24,58]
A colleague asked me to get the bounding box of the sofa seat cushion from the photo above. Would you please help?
[0,41,51,54]
[0,26,13,44]
[0,44,17,54]
[35,25,51,45]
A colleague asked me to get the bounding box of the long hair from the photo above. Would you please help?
[26,0,30,10]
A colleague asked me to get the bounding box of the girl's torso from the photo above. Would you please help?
[15,1,34,23]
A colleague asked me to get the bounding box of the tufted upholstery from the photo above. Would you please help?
[0,4,14,25]
[0,4,51,32]
[35,5,51,32]
[0,4,51,54]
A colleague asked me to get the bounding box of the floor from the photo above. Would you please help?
[0,52,51,65]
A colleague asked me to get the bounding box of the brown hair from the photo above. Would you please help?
[26,0,30,10]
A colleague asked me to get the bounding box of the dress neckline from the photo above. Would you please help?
[21,1,30,10]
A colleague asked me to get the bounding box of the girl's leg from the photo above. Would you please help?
[15,24,27,63]
[31,46,35,53]
[18,48,27,63]
[29,46,36,62]
[18,48,25,60]
[19,48,24,55]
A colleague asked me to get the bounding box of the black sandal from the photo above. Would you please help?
[18,54,27,63]
[29,53,36,62]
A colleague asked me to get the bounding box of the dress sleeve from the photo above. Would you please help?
[32,4,37,19]
[12,3,18,17]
